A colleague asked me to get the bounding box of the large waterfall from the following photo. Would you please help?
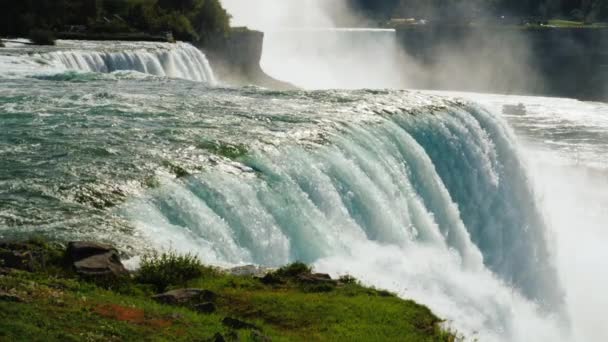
[120,97,566,341]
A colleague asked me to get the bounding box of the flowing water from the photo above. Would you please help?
[1,39,608,341]
[260,28,407,89]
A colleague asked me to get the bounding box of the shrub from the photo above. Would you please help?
[29,29,56,46]
[338,274,359,285]
[274,262,312,278]
[0,40,4,48]
[136,250,203,292]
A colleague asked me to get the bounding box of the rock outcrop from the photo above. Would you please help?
[66,241,127,277]
[204,28,296,90]
[152,288,217,306]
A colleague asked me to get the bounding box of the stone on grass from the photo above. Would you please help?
[222,317,259,330]
[66,241,127,277]
[194,302,216,314]
[152,288,216,306]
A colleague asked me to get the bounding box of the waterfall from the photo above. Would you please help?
[220,0,409,89]
[121,101,566,341]
[43,42,216,83]
[261,28,407,89]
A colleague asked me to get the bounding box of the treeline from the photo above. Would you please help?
[0,0,231,43]
[352,0,608,22]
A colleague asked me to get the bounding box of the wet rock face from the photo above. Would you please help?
[66,241,127,277]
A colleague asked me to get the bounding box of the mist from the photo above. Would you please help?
[221,0,419,89]
[220,0,545,94]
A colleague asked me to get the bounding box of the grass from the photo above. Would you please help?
[0,246,459,342]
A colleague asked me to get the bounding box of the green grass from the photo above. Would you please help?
[0,249,458,342]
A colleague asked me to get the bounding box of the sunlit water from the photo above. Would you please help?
[1,41,607,341]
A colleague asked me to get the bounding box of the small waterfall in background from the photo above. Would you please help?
[1,41,216,83]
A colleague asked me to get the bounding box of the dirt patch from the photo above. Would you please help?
[94,304,173,328]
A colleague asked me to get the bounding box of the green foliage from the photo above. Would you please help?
[0,0,231,43]
[0,254,458,341]
[338,274,359,284]
[274,262,312,278]
[136,250,204,292]
[29,29,56,45]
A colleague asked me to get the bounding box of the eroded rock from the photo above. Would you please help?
[67,241,127,277]
[152,288,217,306]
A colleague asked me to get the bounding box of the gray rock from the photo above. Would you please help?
[211,333,226,342]
[66,241,127,277]
[251,330,271,342]
[296,273,336,284]
[152,288,217,306]
[0,249,34,271]
[0,291,24,302]
[194,302,216,314]
[222,317,259,330]
[229,265,272,277]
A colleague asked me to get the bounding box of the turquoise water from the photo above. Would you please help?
[2,40,608,341]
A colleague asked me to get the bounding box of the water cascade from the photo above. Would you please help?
[46,42,216,83]
[221,0,410,89]
[261,28,407,89]
[122,100,565,341]
[0,41,216,83]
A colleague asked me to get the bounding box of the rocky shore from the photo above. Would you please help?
[0,239,457,341]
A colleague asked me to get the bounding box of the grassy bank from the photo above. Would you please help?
[0,241,457,341]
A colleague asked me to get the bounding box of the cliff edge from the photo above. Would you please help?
[204,29,296,90]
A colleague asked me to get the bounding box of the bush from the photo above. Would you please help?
[275,262,312,278]
[0,40,4,48]
[338,274,359,285]
[136,250,203,292]
[29,29,56,46]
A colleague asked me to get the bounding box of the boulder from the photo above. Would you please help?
[66,241,127,277]
[0,242,43,271]
[210,333,226,342]
[229,265,272,277]
[251,330,271,342]
[296,273,335,284]
[0,249,34,271]
[222,317,259,330]
[194,302,216,314]
[0,291,24,302]
[152,288,217,306]
[259,273,284,285]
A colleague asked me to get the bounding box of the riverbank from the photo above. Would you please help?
[0,239,456,341]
